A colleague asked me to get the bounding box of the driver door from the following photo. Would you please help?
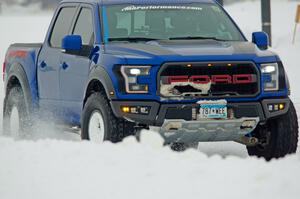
[37,5,77,113]
[58,5,95,124]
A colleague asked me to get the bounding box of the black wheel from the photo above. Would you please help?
[170,143,187,152]
[247,101,299,161]
[81,92,135,143]
[3,86,30,138]
[170,142,198,152]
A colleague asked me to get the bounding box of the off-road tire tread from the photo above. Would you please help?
[81,92,135,143]
[247,101,298,160]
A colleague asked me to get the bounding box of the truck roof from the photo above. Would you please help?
[61,0,215,6]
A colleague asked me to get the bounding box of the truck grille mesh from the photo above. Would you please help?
[158,62,260,98]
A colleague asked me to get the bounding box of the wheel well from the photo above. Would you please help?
[83,80,107,108]
[6,76,21,95]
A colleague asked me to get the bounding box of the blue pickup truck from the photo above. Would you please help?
[3,0,298,160]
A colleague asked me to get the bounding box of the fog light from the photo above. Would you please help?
[268,104,273,111]
[121,106,150,115]
[267,103,285,112]
[279,104,285,110]
[130,107,138,114]
[122,106,130,113]
[140,107,150,114]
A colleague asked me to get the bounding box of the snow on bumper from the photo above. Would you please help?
[160,117,259,144]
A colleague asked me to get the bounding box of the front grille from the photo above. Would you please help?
[158,62,260,98]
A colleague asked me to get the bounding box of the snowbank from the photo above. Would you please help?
[0,134,300,199]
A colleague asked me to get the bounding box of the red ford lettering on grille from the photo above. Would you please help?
[167,74,255,84]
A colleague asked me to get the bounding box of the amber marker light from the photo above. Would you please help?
[279,104,285,110]
[121,106,130,113]
[145,85,149,92]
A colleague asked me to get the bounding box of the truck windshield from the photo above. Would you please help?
[103,4,245,42]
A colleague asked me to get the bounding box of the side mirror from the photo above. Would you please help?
[62,35,82,51]
[252,32,269,50]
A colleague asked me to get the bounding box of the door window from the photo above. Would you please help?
[73,8,95,45]
[50,7,77,48]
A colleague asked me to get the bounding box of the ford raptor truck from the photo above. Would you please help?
[2,0,298,160]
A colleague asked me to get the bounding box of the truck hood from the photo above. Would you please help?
[104,40,277,64]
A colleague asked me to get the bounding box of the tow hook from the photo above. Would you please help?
[235,136,259,146]
[241,120,257,129]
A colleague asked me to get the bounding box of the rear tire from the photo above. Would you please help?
[247,101,298,160]
[81,92,135,143]
[170,143,187,152]
[170,142,199,152]
[3,86,30,138]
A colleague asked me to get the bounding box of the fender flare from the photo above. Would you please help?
[5,63,35,114]
[84,65,117,101]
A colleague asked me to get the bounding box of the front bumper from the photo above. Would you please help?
[111,98,290,125]
[110,98,290,143]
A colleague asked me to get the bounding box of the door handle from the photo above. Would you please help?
[61,62,69,70]
[39,61,47,69]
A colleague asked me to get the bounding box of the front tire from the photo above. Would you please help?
[81,92,135,143]
[247,101,298,160]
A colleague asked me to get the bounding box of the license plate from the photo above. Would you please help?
[198,100,227,119]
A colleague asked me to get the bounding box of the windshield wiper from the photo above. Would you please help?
[108,36,231,42]
[168,36,227,41]
[108,37,161,42]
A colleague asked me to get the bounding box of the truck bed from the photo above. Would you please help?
[4,43,43,105]
[10,43,43,48]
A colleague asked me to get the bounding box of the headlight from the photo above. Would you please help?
[120,65,151,93]
[261,63,279,91]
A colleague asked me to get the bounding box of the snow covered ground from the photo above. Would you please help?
[0,0,300,199]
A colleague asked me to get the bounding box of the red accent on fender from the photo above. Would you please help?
[8,50,28,58]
